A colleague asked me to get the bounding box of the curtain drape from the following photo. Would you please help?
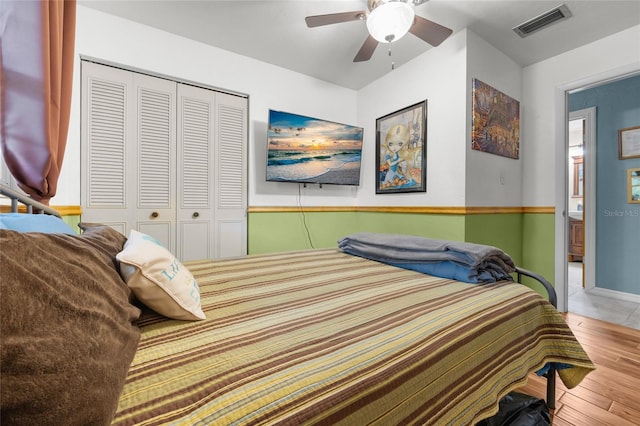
[0,0,76,205]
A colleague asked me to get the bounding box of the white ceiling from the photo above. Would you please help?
[79,0,640,90]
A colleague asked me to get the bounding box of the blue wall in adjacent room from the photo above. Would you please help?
[569,74,640,295]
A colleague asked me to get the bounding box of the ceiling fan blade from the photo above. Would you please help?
[409,15,453,46]
[353,35,378,62]
[305,11,366,28]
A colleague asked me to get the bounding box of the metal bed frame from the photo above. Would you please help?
[515,267,557,409]
[0,184,60,217]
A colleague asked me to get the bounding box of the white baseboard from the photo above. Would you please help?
[587,287,640,304]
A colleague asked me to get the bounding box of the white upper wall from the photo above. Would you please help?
[521,25,639,305]
[521,25,640,207]
[58,5,358,206]
[357,30,468,206]
[357,28,523,208]
[465,31,523,207]
[57,7,639,211]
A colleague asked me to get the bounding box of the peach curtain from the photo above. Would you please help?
[0,0,76,205]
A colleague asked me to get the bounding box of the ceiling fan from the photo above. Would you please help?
[305,0,453,62]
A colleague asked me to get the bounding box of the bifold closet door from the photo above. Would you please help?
[81,61,177,251]
[176,85,248,260]
[82,61,247,260]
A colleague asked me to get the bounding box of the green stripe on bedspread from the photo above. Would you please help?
[113,249,594,426]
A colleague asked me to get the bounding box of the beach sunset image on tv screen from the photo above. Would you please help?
[266,110,364,186]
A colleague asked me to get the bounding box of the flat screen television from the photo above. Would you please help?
[266,109,364,186]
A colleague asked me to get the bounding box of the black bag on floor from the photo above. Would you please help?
[476,391,550,426]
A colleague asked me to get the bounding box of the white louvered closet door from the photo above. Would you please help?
[81,62,135,236]
[214,93,247,258]
[177,83,215,261]
[132,74,176,252]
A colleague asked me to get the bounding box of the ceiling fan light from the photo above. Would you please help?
[366,1,415,43]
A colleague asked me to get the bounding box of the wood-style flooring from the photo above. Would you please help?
[515,312,640,425]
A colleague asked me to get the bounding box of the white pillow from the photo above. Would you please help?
[116,230,205,321]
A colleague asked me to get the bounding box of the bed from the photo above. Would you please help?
[0,184,595,425]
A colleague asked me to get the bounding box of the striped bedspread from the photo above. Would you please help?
[113,249,594,425]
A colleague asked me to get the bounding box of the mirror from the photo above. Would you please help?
[572,155,583,197]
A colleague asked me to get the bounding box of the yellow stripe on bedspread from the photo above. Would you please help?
[113,249,594,426]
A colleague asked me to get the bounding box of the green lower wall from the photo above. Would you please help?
[248,210,555,297]
[464,214,523,265]
[248,211,465,253]
[521,212,556,293]
[61,215,82,233]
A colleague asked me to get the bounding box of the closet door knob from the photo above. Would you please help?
[151,211,159,218]
[192,212,200,218]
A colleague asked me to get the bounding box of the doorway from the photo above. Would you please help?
[554,67,636,314]
[558,73,640,329]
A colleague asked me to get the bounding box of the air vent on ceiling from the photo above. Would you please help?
[513,4,572,38]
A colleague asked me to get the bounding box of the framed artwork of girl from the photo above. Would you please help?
[375,100,427,193]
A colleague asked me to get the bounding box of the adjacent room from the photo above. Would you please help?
[1,1,639,425]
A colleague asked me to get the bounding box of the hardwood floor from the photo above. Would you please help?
[515,312,640,425]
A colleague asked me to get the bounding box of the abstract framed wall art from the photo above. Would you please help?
[471,79,520,159]
[375,100,427,194]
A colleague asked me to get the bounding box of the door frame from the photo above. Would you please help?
[553,64,640,312]
[568,107,596,292]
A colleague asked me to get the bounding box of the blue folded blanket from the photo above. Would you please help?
[338,233,516,284]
